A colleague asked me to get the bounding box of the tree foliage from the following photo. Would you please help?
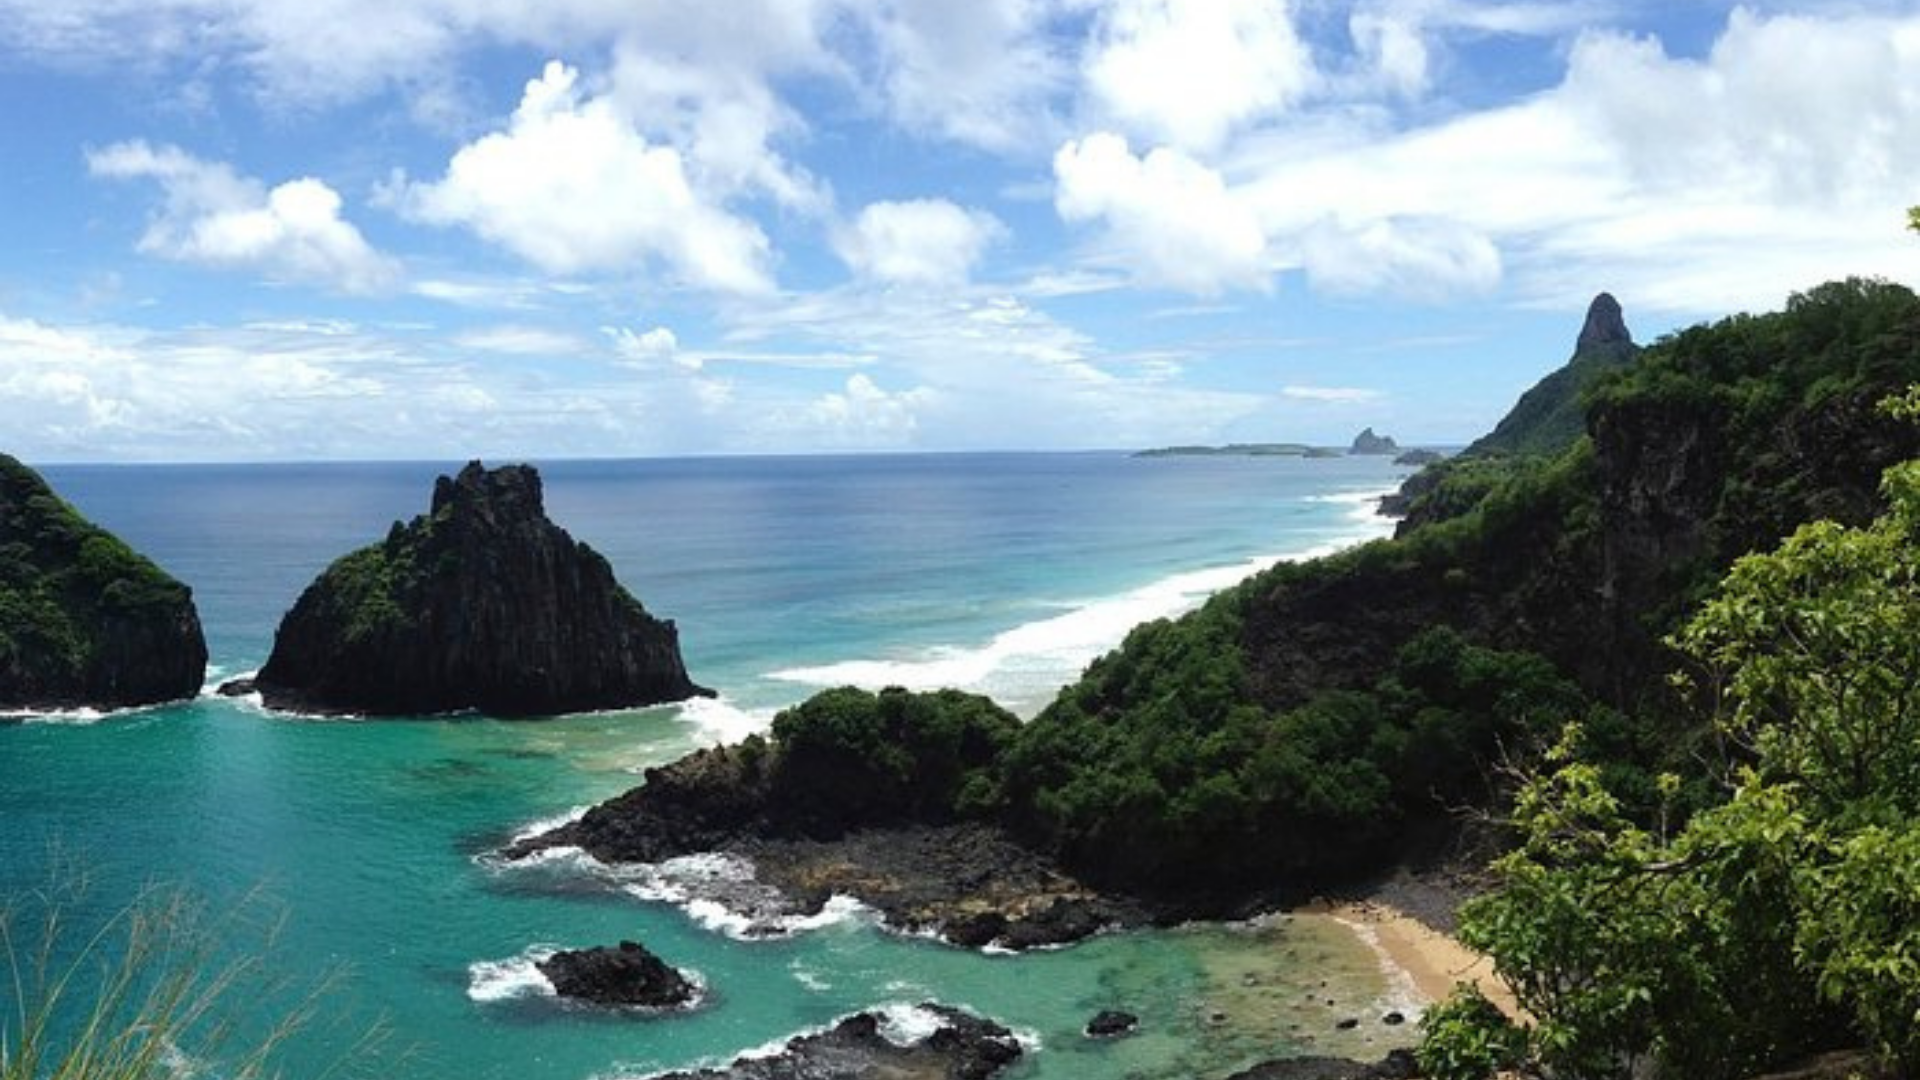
[1439,393,1920,1078]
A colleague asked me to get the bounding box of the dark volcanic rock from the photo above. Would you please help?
[1349,428,1400,455]
[235,461,708,716]
[1226,1049,1418,1080]
[537,940,696,1009]
[0,454,206,709]
[651,1004,1022,1080]
[1084,1010,1138,1038]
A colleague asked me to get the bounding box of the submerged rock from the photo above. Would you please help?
[0,453,206,709]
[649,1004,1022,1080]
[537,940,696,1009]
[231,461,708,716]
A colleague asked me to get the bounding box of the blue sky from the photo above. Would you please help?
[1,0,1917,462]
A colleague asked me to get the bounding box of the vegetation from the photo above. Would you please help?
[986,278,1920,898]
[1,874,379,1080]
[766,685,1021,822]
[0,455,195,688]
[1424,391,1920,1079]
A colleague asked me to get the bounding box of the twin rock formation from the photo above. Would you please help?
[226,461,707,717]
[0,452,703,718]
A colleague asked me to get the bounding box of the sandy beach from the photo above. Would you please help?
[1321,900,1524,1021]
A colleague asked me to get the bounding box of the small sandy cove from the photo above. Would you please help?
[1312,899,1524,1021]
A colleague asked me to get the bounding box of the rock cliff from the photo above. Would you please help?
[0,454,206,709]
[237,461,707,716]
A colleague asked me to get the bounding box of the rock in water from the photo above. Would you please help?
[0,454,206,709]
[537,941,697,1009]
[651,1004,1023,1079]
[1349,428,1400,455]
[239,461,709,716]
[1084,1010,1139,1038]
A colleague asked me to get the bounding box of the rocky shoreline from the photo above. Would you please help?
[645,1004,1023,1080]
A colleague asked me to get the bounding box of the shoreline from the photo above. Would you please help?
[1316,899,1521,1022]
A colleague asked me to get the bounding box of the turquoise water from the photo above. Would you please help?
[1,453,1419,1079]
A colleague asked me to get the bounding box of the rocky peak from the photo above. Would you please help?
[431,460,542,522]
[1350,428,1400,455]
[1576,292,1632,354]
[231,460,710,717]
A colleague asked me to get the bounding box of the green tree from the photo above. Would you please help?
[1439,391,1920,1078]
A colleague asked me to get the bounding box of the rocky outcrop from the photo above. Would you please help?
[230,461,707,716]
[537,941,696,1009]
[1226,1049,1418,1080]
[509,737,1147,949]
[649,1004,1022,1080]
[0,454,206,709]
[1349,429,1400,455]
[1459,292,1638,462]
[1391,449,1443,468]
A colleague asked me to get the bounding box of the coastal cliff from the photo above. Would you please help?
[0,454,206,709]
[237,461,708,716]
[518,279,1920,934]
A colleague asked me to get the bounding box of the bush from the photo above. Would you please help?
[1417,985,1527,1080]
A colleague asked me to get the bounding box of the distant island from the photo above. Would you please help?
[1135,442,1320,458]
[1138,429,1442,463]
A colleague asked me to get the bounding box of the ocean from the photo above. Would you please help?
[1,452,1417,1079]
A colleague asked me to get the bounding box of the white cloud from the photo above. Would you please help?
[833,199,1005,286]
[859,0,1067,151]
[453,326,586,356]
[795,373,932,448]
[1053,133,1269,294]
[86,141,397,293]
[1282,384,1382,403]
[394,61,774,293]
[1053,6,1920,310]
[1081,0,1315,153]
[605,325,694,369]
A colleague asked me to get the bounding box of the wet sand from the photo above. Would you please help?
[1321,900,1523,1020]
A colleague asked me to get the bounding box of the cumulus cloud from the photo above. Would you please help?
[1081,0,1315,152]
[1053,6,1920,310]
[797,373,932,448]
[1053,133,1269,295]
[86,141,397,293]
[392,61,775,293]
[858,0,1068,151]
[605,325,695,369]
[832,199,1005,286]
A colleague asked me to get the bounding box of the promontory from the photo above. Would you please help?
[0,453,207,710]
[227,460,708,716]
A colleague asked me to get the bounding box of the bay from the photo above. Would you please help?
[1,452,1416,1079]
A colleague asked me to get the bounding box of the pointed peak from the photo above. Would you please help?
[1577,292,1632,353]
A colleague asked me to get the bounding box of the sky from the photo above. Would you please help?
[1,1,1917,462]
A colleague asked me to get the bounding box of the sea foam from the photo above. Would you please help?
[769,489,1396,716]
[467,946,559,1002]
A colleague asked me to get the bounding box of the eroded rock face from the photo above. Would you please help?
[0,454,206,710]
[236,461,708,716]
[537,941,696,1009]
[649,1004,1023,1080]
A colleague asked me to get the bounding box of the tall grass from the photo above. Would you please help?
[2,871,381,1080]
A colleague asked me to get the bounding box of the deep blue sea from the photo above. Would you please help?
[2,453,1420,1079]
